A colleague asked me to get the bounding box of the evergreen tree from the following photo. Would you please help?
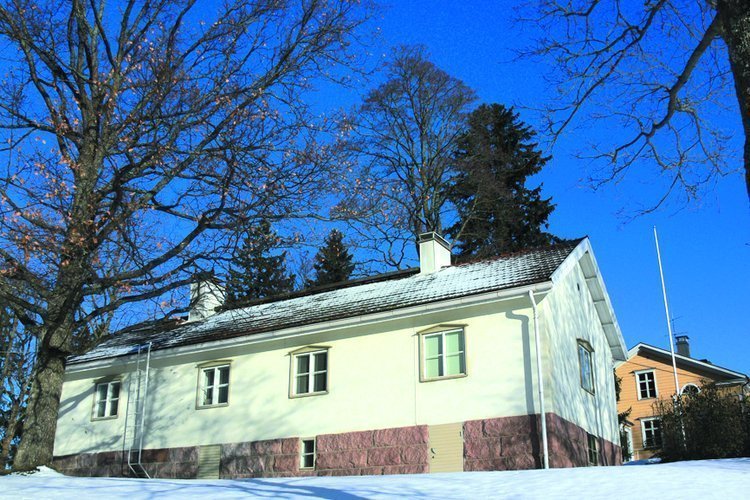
[307,229,355,287]
[446,104,558,260]
[225,220,295,306]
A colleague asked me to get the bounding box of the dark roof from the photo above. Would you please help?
[70,239,583,364]
[626,343,748,381]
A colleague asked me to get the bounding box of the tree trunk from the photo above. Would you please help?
[0,402,21,467]
[11,349,66,470]
[717,0,750,200]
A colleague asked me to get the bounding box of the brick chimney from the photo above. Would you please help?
[418,232,452,274]
[675,335,690,358]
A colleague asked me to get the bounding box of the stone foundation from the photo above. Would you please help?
[221,437,310,478]
[315,425,429,476]
[52,414,620,478]
[463,414,542,471]
[52,424,429,479]
[52,446,200,478]
[463,413,621,471]
[52,450,124,478]
[546,413,621,467]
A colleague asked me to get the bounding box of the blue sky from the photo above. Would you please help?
[343,1,749,373]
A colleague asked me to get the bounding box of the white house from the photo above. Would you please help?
[52,234,627,479]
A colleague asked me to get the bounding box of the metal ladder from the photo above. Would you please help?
[124,342,152,478]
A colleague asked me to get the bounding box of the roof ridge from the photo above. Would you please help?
[453,237,585,268]
[217,239,584,314]
[630,342,748,379]
[219,267,419,314]
[70,239,580,364]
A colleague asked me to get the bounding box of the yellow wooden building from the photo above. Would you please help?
[615,339,748,461]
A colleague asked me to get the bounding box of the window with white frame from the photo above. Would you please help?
[293,350,328,396]
[422,329,466,380]
[578,341,595,393]
[300,438,316,469]
[641,418,662,448]
[587,433,598,466]
[93,380,120,419]
[681,383,700,397]
[199,364,230,407]
[636,370,657,399]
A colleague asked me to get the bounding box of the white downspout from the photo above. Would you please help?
[529,290,549,469]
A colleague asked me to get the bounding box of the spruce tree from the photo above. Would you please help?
[446,104,559,260]
[225,220,295,306]
[307,229,355,287]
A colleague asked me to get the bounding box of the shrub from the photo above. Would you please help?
[656,383,747,461]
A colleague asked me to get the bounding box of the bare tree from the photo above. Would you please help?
[338,45,476,265]
[525,0,750,208]
[0,0,369,469]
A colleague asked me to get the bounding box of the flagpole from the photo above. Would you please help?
[654,226,681,395]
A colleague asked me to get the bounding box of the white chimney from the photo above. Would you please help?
[418,232,452,274]
[188,280,225,322]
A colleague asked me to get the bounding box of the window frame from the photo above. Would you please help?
[577,340,595,394]
[299,438,316,469]
[418,325,468,382]
[91,378,122,421]
[289,346,330,398]
[641,417,662,449]
[587,433,599,466]
[680,383,700,397]
[635,369,658,400]
[196,361,232,409]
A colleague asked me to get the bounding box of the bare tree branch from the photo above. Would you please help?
[522,0,749,210]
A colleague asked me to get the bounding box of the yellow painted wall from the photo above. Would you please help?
[54,263,623,458]
[542,262,621,445]
[55,298,545,456]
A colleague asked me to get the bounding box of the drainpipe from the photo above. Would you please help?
[529,290,549,469]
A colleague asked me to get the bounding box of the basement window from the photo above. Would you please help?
[300,438,316,469]
[587,433,598,466]
[93,380,120,419]
[578,340,595,394]
[198,364,230,407]
[421,328,467,381]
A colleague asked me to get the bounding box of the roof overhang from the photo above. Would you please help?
[550,238,628,361]
[624,342,748,381]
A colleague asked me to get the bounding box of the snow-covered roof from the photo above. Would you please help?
[70,239,583,364]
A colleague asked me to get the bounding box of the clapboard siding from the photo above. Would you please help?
[616,352,739,459]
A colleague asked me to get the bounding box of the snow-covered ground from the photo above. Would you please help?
[2,459,748,499]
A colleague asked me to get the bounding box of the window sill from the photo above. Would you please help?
[581,387,595,396]
[290,391,329,399]
[420,373,468,383]
[91,415,119,422]
[196,403,229,410]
